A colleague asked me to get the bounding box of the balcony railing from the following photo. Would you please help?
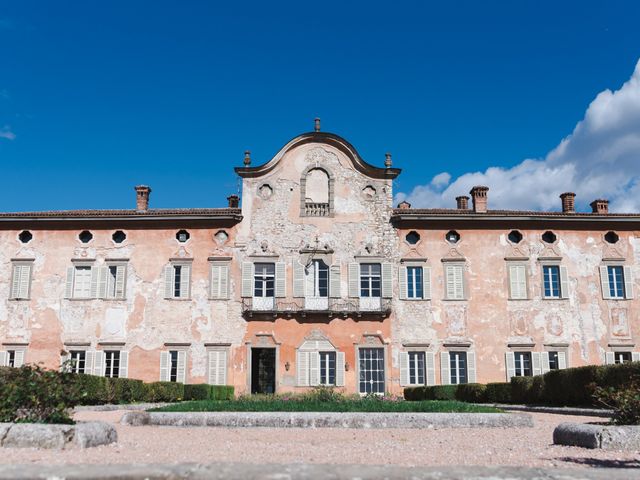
[241,297,391,318]
[304,202,330,217]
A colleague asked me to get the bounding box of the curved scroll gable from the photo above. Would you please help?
[234,131,402,180]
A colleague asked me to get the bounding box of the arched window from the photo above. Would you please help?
[300,166,334,217]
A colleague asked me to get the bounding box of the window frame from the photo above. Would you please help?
[357,346,386,395]
[254,262,276,298]
[406,266,424,300]
[319,351,337,386]
[607,265,625,299]
[104,350,121,378]
[443,261,465,300]
[449,351,468,384]
[407,350,426,386]
[10,260,33,300]
[542,264,561,299]
[359,263,382,298]
[513,351,533,377]
[69,350,87,374]
[72,263,94,299]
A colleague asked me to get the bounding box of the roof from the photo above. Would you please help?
[0,208,243,227]
[235,131,401,180]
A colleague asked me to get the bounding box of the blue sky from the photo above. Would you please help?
[1,1,640,212]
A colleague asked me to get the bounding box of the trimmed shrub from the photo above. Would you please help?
[184,384,210,401]
[107,378,146,404]
[144,381,184,402]
[75,374,109,405]
[209,385,235,400]
[510,376,535,404]
[424,385,458,400]
[403,386,426,401]
[0,364,80,424]
[455,383,486,403]
[483,383,512,403]
[542,365,599,406]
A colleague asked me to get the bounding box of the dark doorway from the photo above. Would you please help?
[251,348,276,394]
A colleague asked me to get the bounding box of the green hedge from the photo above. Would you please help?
[184,384,234,401]
[403,362,640,407]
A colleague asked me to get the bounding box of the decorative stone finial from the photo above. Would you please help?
[385,152,392,168]
[244,150,251,167]
[314,117,321,132]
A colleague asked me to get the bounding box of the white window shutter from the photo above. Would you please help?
[467,352,476,383]
[275,262,286,297]
[97,266,109,299]
[423,267,432,300]
[93,351,104,376]
[293,261,305,297]
[381,263,393,298]
[60,352,70,371]
[399,352,409,386]
[65,267,75,299]
[297,350,309,386]
[425,352,435,386]
[164,265,174,299]
[532,352,542,376]
[632,352,640,362]
[0,351,6,367]
[559,266,569,299]
[217,351,227,385]
[624,266,634,299]
[160,351,169,381]
[179,264,191,299]
[599,266,611,299]
[541,351,550,374]
[10,265,21,299]
[208,351,218,385]
[114,265,126,299]
[14,350,25,367]
[20,264,31,299]
[177,351,186,383]
[336,351,345,386]
[348,263,359,297]
[445,265,455,299]
[398,266,408,300]
[210,264,220,299]
[220,264,229,299]
[119,351,129,378]
[241,262,254,298]
[84,351,95,374]
[558,351,567,369]
[505,352,515,380]
[329,265,341,298]
[440,352,450,385]
[309,351,320,386]
[89,266,100,298]
[605,352,615,365]
[509,264,527,300]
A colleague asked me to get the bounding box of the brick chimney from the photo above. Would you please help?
[227,195,240,208]
[590,199,609,214]
[469,186,489,213]
[456,195,469,210]
[560,192,576,213]
[134,185,151,212]
[397,200,411,209]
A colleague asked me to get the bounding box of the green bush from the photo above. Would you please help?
[75,374,109,405]
[455,383,486,403]
[542,365,599,406]
[510,376,536,404]
[184,384,210,401]
[144,381,184,402]
[593,376,640,425]
[424,385,458,400]
[0,364,80,424]
[208,385,235,400]
[403,386,426,401]
[483,383,512,403]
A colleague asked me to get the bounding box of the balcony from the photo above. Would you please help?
[304,202,330,217]
[241,297,391,319]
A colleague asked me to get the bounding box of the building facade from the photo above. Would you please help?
[1,126,639,394]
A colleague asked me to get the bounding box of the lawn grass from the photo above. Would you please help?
[151,398,501,413]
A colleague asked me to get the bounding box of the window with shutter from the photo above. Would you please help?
[449,351,468,384]
[10,262,32,300]
[508,263,527,300]
[542,265,561,299]
[208,350,227,385]
[445,264,465,300]
[72,265,93,299]
[210,262,230,299]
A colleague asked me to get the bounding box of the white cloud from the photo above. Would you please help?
[397,59,640,213]
[0,126,15,141]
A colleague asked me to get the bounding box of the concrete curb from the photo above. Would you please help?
[121,411,533,428]
[0,463,634,480]
[0,421,117,449]
[74,402,171,412]
[553,422,640,450]
[489,404,612,417]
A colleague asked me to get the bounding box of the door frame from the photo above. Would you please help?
[246,341,279,394]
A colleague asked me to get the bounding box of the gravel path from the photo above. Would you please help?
[1,410,638,469]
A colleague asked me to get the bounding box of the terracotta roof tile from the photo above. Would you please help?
[0,208,242,218]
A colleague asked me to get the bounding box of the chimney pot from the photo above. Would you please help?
[397,200,411,209]
[469,186,489,213]
[590,199,609,214]
[385,152,392,168]
[560,192,576,213]
[314,117,321,132]
[456,195,470,210]
[243,150,251,167]
[227,195,240,209]
[134,185,151,212]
